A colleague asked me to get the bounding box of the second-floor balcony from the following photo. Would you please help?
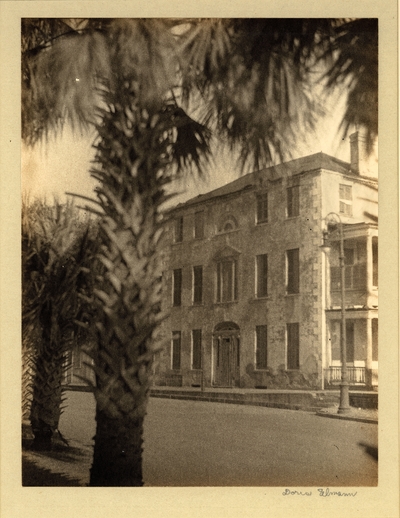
[327,223,378,309]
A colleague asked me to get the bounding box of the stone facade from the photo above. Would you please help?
[154,141,378,390]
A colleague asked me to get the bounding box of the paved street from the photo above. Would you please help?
[58,391,377,487]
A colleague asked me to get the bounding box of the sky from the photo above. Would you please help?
[21,91,378,208]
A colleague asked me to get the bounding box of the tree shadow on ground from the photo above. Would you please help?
[22,456,85,486]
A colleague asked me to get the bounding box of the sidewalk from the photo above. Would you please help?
[149,385,378,422]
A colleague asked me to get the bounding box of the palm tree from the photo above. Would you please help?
[22,199,98,450]
[22,18,378,164]
[22,18,378,483]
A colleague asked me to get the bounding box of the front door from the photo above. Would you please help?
[216,337,231,386]
[214,333,240,387]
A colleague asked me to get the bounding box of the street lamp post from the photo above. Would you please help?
[321,212,351,414]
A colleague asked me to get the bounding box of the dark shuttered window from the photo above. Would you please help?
[171,331,181,370]
[174,217,183,243]
[194,211,204,239]
[256,325,268,369]
[256,254,268,297]
[256,193,268,223]
[173,268,182,306]
[193,265,203,304]
[286,248,300,294]
[287,323,300,369]
[192,329,202,369]
[287,185,300,217]
[216,259,238,302]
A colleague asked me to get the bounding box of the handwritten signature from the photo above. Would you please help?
[282,488,357,497]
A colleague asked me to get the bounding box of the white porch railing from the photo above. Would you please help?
[324,366,366,384]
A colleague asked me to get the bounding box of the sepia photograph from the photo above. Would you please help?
[0,3,398,518]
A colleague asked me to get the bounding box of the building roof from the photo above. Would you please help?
[174,152,376,211]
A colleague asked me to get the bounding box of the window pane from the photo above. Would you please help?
[194,211,204,239]
[192,329,202,369]
[256,325,268,369]
[193,266,203,304]
[287,249,299,294]
[173,269,182,306]
[339,184,352,201]
[172,331,181,369]
[256,254,268,297]
[287,323,300,369]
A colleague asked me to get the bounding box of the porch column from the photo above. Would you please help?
[365,316,373,388]
[366,232,373,298]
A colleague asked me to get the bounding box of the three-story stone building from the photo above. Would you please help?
[154,133,378,390]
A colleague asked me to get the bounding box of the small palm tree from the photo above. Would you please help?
[22,199,98,450]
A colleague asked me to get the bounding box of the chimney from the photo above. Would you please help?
[349,131,378,178]
[350,131,368,174]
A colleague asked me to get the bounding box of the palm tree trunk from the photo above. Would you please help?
[90,402,148,486]
[30,335,65,450]
[86,79,174,486]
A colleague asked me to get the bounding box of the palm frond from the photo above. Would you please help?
[319,18,378,152]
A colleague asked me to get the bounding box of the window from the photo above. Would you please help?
[193,265,203,304]
[331,246,367,291]
[218,215,238,233]
[345,321,355,363]
[255,325,268,369]
[372,237,378,287]
[171,331,181,369]
[339,184,352,216]
[194,211,204,239]
[173,268,182,306]
[216,258,238,302]
[192,329,202,369]
[286,248,300,294]
[333,321,355,362]
[372,318,378,361]
[223,222,233,232]
[256,254,268,297]
[287,323,300,369]
[287,185,300,217]
[256,192,268,223]
[174,216,183,243]
[344,248,354,288]
[344,248,354,265]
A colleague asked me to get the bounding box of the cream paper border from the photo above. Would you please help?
[0,2,398,517]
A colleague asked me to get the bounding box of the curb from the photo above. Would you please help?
[316,411,378,424]
[150,392,322,413]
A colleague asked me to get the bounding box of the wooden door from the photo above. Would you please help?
[215,337,231,387]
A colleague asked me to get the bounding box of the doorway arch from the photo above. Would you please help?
[213,322,240,387]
